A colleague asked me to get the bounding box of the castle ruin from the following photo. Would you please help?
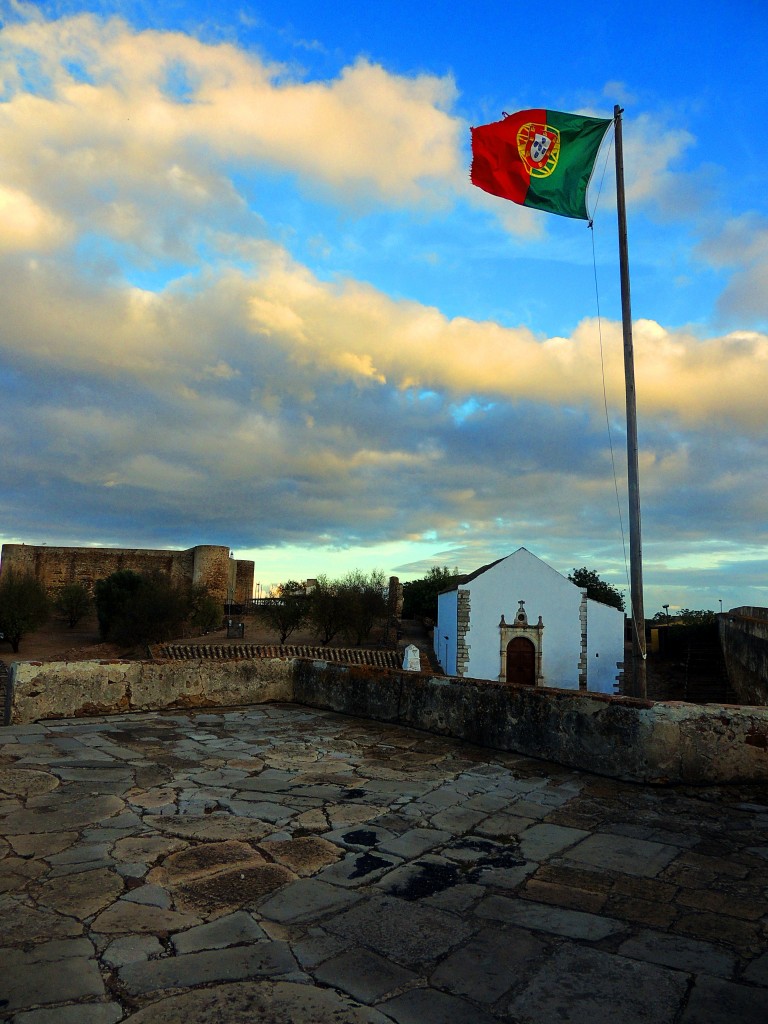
[0,543,254,605]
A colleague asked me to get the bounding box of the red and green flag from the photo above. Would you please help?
[470,109,612,221]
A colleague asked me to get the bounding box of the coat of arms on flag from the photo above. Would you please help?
[518,122,560,176]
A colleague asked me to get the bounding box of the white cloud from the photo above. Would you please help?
[695,214,768,323]
[0,13,464,232]
[621,113,695,206]
[0,185,70,251]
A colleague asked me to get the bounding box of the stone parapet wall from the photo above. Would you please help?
[7,658,768,785]
[719,609,768,706]
[9,658,292,723]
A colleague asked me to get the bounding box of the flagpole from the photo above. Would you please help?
[614,104,647,699]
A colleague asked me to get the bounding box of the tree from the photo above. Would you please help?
[0,571,50,653]
[94,570,143,640]
[94,570,199,647]
[306,575,347,645]
[257,581,307,643]
[55,582,92,628]
[568,567,625,612]
[338,569,387,646]
[677,608,716,626]
[402,566,460,621]
[651,606,717,628]
[187,584,222,634]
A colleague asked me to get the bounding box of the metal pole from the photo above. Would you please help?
[614,105,647,699]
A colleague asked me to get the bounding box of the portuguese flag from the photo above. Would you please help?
[470,109,612,221]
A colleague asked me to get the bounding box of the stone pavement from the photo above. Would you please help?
[0,703,766,1023]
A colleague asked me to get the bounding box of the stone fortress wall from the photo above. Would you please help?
[0,543,254,605]
[719,606,768,705]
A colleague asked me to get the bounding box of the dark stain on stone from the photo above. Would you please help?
[385,860,462,900]
[348,852,394,879]
[443,837,511,859]
[466,847,526,882]
[341,829,379,847]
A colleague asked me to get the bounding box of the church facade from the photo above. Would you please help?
[435,547,624,694]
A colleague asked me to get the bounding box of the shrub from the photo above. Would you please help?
[0,571,50,653]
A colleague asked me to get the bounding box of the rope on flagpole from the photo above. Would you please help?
[586,123,633,616]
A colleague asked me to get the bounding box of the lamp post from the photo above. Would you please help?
[663,604,670,627]
[719,599,723,614]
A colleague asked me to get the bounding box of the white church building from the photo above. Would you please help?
[434,547,625,694]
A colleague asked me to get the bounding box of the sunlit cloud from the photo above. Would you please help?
[0,14,463,225]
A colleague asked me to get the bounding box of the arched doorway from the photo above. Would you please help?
[506,636,536,686]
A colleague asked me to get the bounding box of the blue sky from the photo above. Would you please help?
[1,0,767,613]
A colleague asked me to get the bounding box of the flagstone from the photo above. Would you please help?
[113,834,188,863]
[319,849,402,888]
[1,898,85,943]
[377,986,499,1024]
[379,827,453,859]
[476,895,627,940]
[0,856,49,891]
[32,866,124,918]
[516,823,590,861]
[127,787,179,809]
[0,767,60,798]
[286,806,325,831]
[565,833,679,877]
[315,947,419,1003]
[326,894,471,967]
[619,929,737,978]
[324,802,387,827]
[118,940,298,996]
[508,943,688,1024]
[47,841,113,865]
[124,883,173,908]
[144,813,273,842]
[149,839,265,885]
[259,836,342,875]
[172,910,267,953]
[3,948,105,1010]
[0,703,764,1023]
[103,933,165,967]
[12,1004,124,1024]
[90,901,202,935]
[431,923,547,1003]
[121,980,392,1023]
[1,793,125,833]
[257,877,361,923]
[172,862,296,912]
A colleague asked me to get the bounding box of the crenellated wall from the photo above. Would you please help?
[6,657,768,785]
[0,543,254,604]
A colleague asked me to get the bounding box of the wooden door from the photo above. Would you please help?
[506,636,536,686]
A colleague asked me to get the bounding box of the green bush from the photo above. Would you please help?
[94,571,217,647]
[0,571,50,653]
[55,582,92,628]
